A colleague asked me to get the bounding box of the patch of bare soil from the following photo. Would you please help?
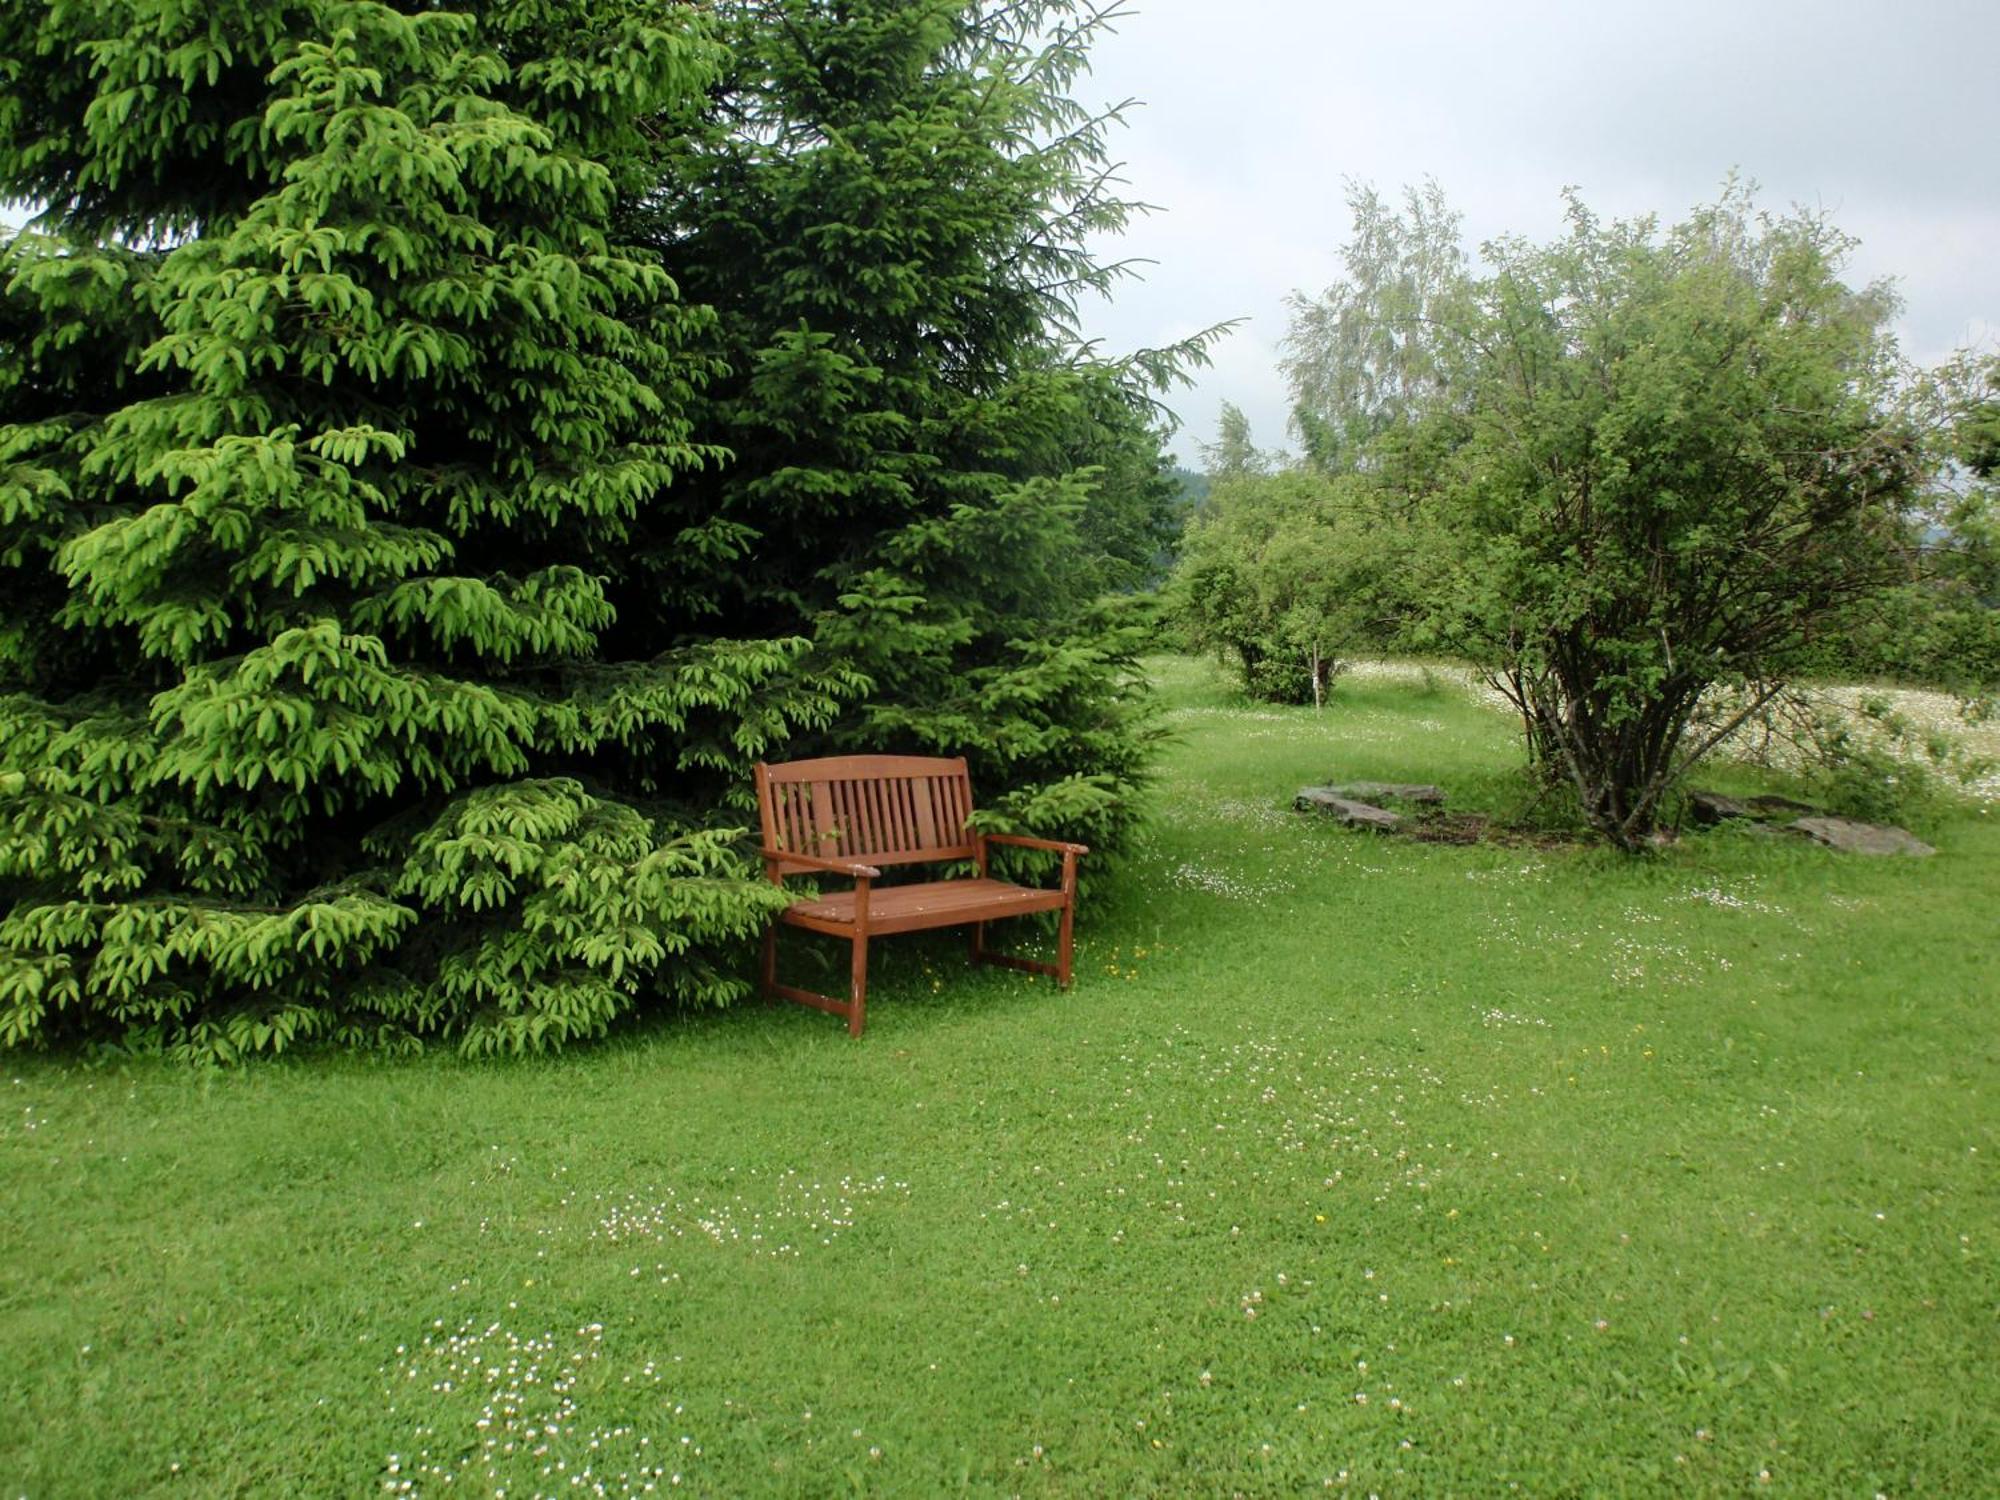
[1403,811,1580,849]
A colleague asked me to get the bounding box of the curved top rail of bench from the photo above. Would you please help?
[757,753,968,783]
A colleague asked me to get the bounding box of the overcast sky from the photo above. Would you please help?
[1071,0,2000,466]
[9,1,1989,473]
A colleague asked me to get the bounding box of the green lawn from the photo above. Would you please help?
[5,656,1996,1497]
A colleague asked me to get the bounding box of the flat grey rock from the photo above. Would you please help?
[1328,781,1445,805]
[1688,790,1754,824]
[1691,789,1823,825]
[1295,788,1403,830]
[1746,793,1819,817]
[1789,817,1935,857]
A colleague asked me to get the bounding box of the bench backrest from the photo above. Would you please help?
[754,754,977,875]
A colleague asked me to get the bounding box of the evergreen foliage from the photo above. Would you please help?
[629,0,1192,865]
[0,0,1184,1056]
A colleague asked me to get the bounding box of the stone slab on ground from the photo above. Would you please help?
[1295,788,1403,831]
[1688,790,1755,824]
[1789,816,1935,856]
[1327,781,1446,805]
[1745,793,1819,817]
[1690,789,1822,825]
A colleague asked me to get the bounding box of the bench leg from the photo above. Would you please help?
[967,913,1067,983]
[1057,895,1074,989]
[849,933,869,1038]
[763,924,869,1037]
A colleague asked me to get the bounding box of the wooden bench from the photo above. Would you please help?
[753,754,1087,1036]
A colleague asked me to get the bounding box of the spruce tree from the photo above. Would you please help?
[0,2,816,1057]
[635,0,1190,860]
[1,0,1188,1056]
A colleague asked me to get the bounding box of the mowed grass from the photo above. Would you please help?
[4,655,1996,1497]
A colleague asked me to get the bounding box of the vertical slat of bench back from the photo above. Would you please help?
[756,755,976,873]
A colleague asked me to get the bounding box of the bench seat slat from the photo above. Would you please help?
[781,878,1069,937]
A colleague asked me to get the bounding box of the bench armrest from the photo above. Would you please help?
[981,833,1090,857]
[759,848,883,879]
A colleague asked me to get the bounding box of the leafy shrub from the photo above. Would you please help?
[1170,470,1405,706]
